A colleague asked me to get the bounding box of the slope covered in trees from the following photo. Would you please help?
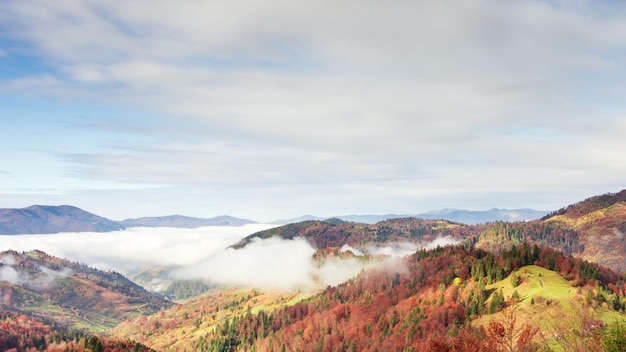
[474,190,626,271]
[233,218,484,250]
[0,311,156,352]
[119,242,626,351]
[0,250,173,332]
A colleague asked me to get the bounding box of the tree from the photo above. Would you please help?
[603,319,626,352]
[485,308,541,352]
[490,289,506,314]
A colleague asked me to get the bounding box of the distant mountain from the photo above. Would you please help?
[270,215,325,225]
[416,208,548,224]
[0,205,259,234]
[0,249,173,332]
[329,214,409,224]
[0,205,124,234]
[121,214,256,228]
[271,209,547,226]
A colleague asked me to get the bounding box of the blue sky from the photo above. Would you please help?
[0,0,625,222]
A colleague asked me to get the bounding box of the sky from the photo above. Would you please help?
[1,0,625,222]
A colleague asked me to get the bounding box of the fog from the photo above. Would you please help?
[0,224,365,291]
[0,251,72,289]
[0,225,459,291]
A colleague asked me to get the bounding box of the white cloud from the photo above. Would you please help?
[0,266,20,285]
[0,224,276,272]
[0,226,370,291]
[0,0,625,219]
[0,225,458,292]
[175,237,319,290]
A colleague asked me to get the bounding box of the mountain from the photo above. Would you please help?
[416,208,548,224]
[270,215,325,225]
[271,209,547,226]
[112,244,626,351]
[0,205,124,234]
[473,190,626,271]
[0,249,173,332]
[233,218,484,250]
[0,205,258,234]
[121,214,256,228]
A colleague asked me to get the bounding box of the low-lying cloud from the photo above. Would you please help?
[174,236,367,291]
[0,224,362,291]
[0,225,460,291]
[0,252,72,289]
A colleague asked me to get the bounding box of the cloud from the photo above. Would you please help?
[0,225,369,291]
[175,237,319,290]
[0,224,368,291]
[0,252,72,289]
[0,225,459,292]
[362,237,461,257]
[0,266,20,285]
[1,0,626,220]
[0,224,276,272]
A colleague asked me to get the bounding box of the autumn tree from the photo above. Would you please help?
[484,308,542,352]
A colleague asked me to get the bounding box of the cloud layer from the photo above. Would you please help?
[0,225,455,291]
[0,1,625,220]
[0,225,364,290]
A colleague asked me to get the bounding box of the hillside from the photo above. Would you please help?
[0,205,124,234]
[473,190,626,272]
[233,217,484,250]
[0,311,156,352]
[121,215,256,228]
[0,250,173,332]
[111,288,312,352]
[117,244,626,351]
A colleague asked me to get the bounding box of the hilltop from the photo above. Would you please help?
[233,217,483,250]
[0,205,124,234]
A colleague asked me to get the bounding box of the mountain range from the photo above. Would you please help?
[270,208,547,225]
[119,214,256,228]
[0,190,625,351]
[0,205,256,234]
[0,205,547,234]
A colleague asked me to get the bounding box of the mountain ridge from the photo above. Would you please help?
[0,205,257,234]
[120,214,256,228]
[273,208,548,225]
[0,204,548,234]
[0,205,124,234]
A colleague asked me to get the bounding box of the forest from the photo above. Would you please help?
[198,243,626,351]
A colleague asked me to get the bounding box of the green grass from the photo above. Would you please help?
[474,265,626,351]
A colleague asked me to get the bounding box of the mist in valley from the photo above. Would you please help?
[0,224,459,292]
